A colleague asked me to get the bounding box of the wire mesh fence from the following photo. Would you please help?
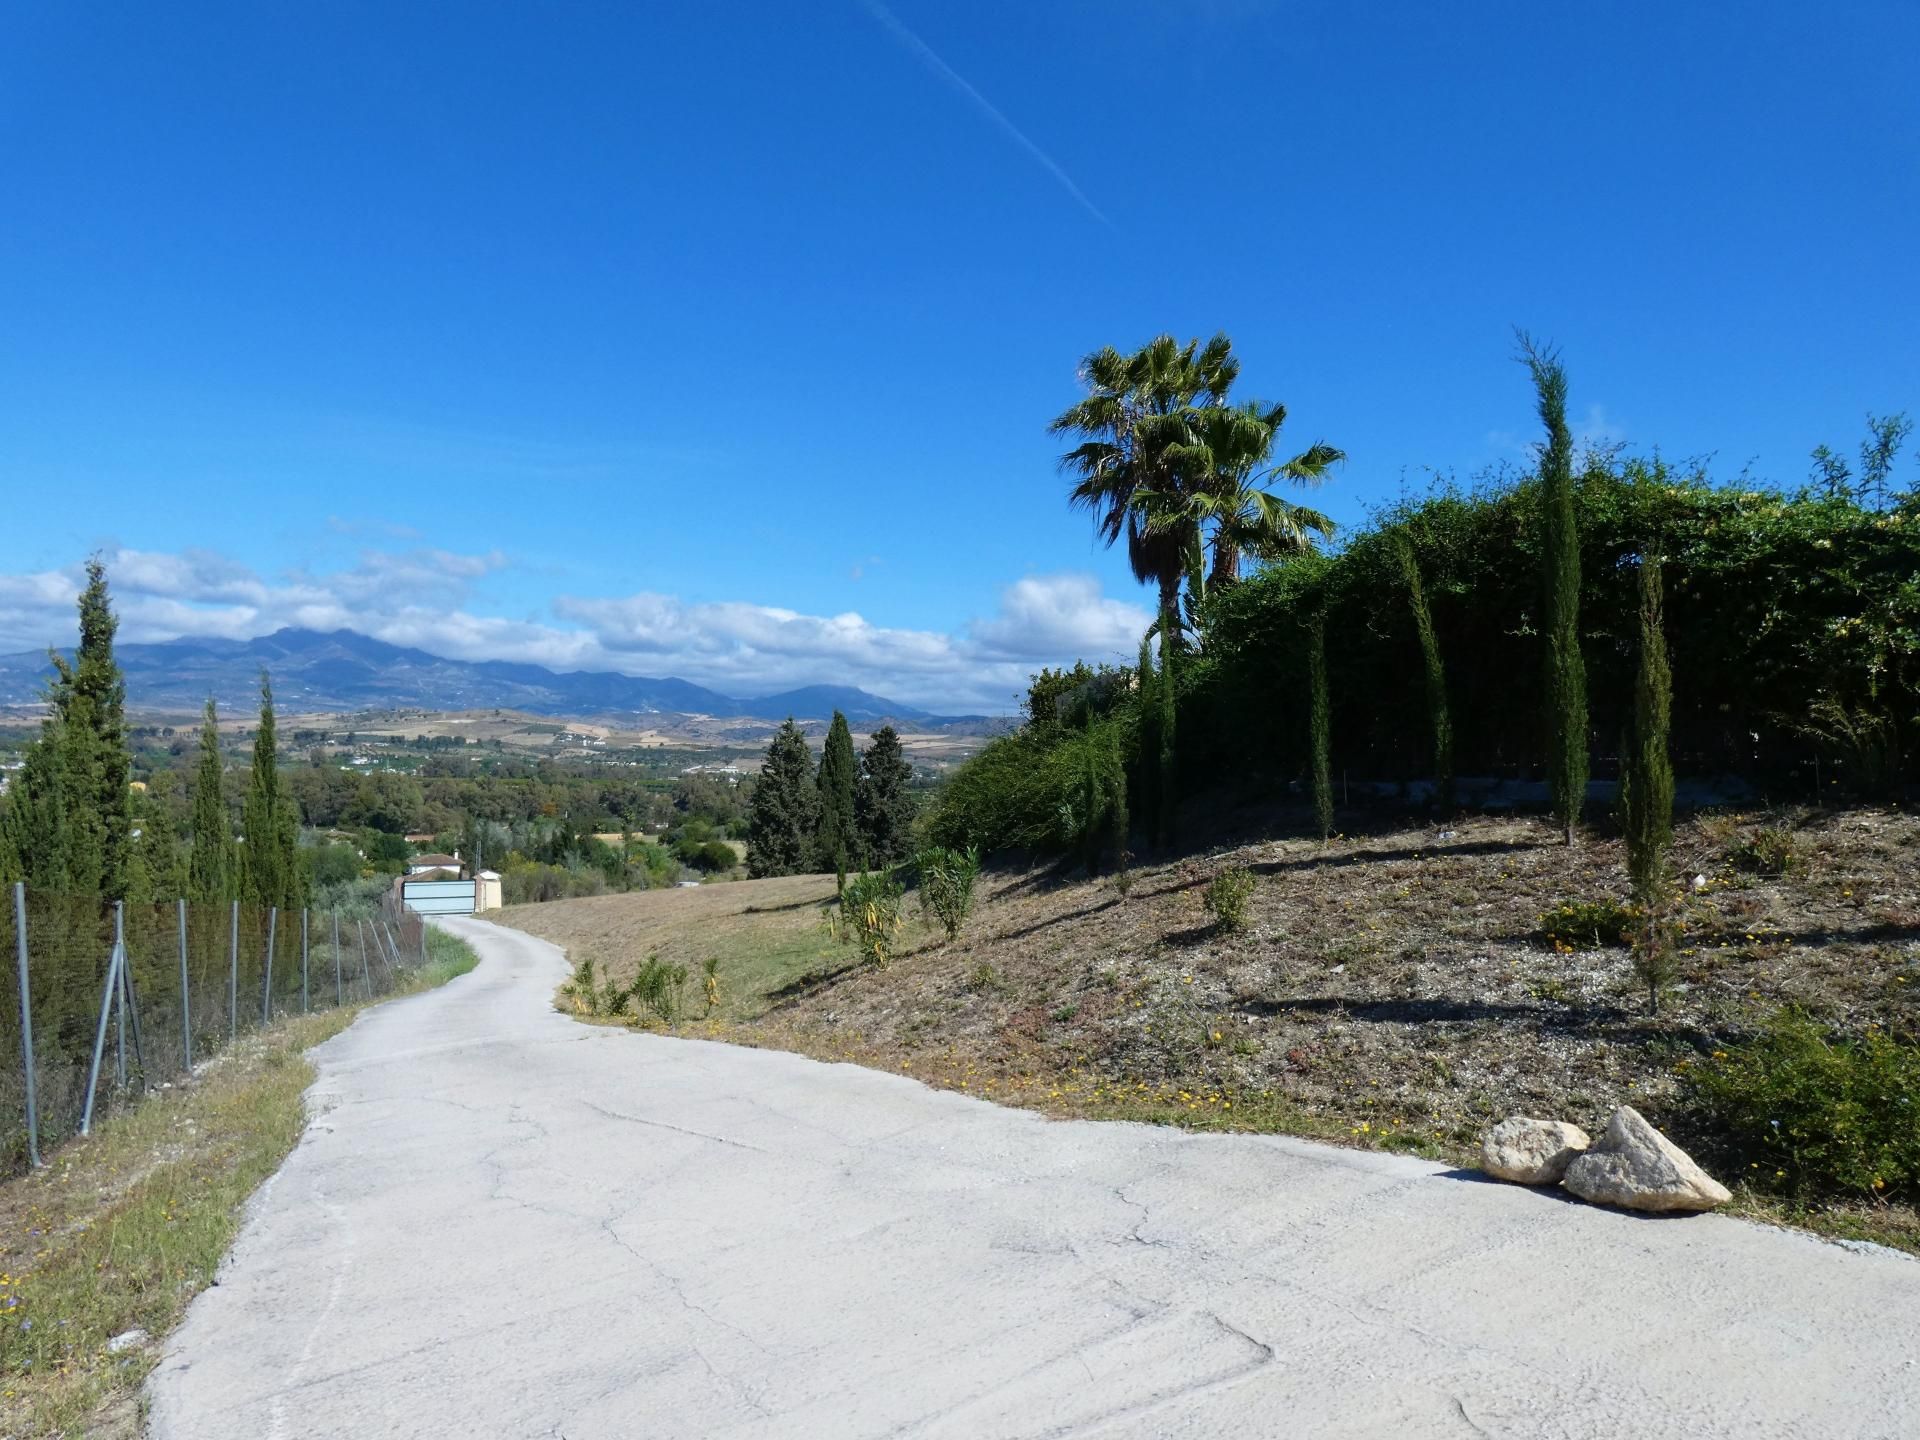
[1,882,432,1176]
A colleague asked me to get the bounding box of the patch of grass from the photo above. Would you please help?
[504,876,844,1021]
[0,929,481,1437]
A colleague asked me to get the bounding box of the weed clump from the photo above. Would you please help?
[1683,1009,1920,1202]
[1536,898,1635,951]
[1204,866,1257,933]
[1730,825,1800,877]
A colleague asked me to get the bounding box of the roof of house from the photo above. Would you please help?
[411,853,460,867]
[403,867,462,883]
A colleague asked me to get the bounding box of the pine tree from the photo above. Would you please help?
[1523,334,1588,844]
[241,672,301,908]
[0,558,131,895]
[188,697,236,903]
[746,720,818,878]
[1392,531,1454,813]
[855,725,917,869]
[1308,609,1334,841]
[1622,553,1675,1012]
[815,711,859,877]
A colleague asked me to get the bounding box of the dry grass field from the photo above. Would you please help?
[499,805,1920,1249]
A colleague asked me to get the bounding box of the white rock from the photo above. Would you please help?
[107,1327,149,1353]
[1481,1117,1591,1184]
[1561,1106,1731,1213]
[1692,873,1708,892]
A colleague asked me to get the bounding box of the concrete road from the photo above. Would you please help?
[148,918,1919,1439]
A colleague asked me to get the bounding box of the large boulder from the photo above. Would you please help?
[1561,1106,1731,1212]
[1481,1117,1591,1184]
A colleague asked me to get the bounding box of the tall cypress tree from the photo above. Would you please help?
[0,717,73,889]
[1623,554,1674,905]
[815,711,859,876]
[1392,531,1454,813]
[128,781,185,903]
[188,697,236,902]
[1133,635,1159,844]
[855,725,917,868]
[1307,609,1334,841]
[1523,335,1588,844]
[746,720,818,878]
[1156,614,1177,849]
[1622,552,1675,1012]
[0,558,130,895]
[241,672,301,908]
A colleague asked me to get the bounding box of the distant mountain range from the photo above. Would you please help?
[0,628,979,727]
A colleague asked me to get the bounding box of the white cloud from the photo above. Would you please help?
[966,574,1152,663]
[1486,403,1627,462]
[0,547,1152,713]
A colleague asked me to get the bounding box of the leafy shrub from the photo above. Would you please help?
[1536,898,1636,951]
[1203,866,1257,932]
[1729,825,1800,877]
[917,845,981,941]
[1683,1009,1920,1201]
[920,719,1130,859]
[629,954,690,1024]
[836,870,905,967]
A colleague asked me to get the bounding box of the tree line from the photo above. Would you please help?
[0,562,305,911]
[743,714,917,879]
[925,331,1917,870]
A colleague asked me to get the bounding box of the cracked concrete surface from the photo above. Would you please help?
[147,917,1919,1438]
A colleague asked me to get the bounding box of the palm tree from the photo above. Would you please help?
[1182,401,1343,587]
[1050,335,1237,627]
[1053,334,1342,643]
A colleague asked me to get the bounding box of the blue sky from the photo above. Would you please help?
[2,1,1915,709]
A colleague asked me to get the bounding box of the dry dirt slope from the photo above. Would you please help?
[499,807,1920,1247]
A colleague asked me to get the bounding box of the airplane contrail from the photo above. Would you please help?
[858,0,1111,226]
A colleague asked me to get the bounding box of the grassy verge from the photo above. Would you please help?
[0,927,480,1438]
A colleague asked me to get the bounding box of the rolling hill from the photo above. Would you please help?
[0,627,971,725]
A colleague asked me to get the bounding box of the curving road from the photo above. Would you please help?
[147,917,1919,1438]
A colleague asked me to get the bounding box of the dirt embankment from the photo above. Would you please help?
[499,806,1920,1246]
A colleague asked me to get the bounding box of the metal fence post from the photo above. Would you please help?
[79,939,123,1137]
[115,901,147,1086]
[301,909,310,1014]
[113,910,127,1090]
[356,918,373,999]
[177,897,192,1074]
[262,906,278,1025]
[12,883,39,1168]
[331,910,342,1006]
[228,898,239,1042]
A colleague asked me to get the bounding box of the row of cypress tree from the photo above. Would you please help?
[744,713,917,878]
[0,561,306,910]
